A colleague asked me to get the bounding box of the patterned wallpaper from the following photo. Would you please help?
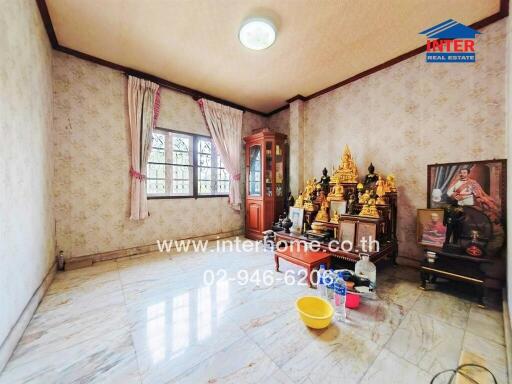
[0,0,55,345]
[268,108,290,136]
[53,53,265,258]
[302,20,507,262]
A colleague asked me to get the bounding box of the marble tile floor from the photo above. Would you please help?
[0,239,508,384]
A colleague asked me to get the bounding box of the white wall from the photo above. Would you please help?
[0,0,55,358]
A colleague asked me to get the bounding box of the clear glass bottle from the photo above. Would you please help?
[355,253,376,289]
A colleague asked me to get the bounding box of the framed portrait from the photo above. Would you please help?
[288,207,304,234]
[427,159,506,224]
[356,222,378,252]
[330,200,347,216]
[338,220,356,251]
[417,209,446,248]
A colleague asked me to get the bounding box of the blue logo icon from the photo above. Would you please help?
[419,19,481,63]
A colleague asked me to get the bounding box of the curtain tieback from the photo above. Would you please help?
[232,173,241,181]
[130,166,146,180]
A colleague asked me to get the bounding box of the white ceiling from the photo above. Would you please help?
[46,0,500,113]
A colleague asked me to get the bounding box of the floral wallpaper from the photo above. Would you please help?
[268,107,290,136]
[302,20,507,262]
[0,0,55,347]
[53,53,265,258]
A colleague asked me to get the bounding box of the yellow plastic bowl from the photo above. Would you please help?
[295,296,334,329]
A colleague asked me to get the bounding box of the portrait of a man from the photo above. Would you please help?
[420,211,446,247]
[428,160,504,224]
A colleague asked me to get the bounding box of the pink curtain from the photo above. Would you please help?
[128,76,160,220]
[198,99,243,211]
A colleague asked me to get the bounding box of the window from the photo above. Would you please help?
[197,137,230,196]
[147,128,229,198]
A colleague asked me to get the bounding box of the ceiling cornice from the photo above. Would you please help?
[36,0,508,118]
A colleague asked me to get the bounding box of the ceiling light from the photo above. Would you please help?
[239,18,276,50]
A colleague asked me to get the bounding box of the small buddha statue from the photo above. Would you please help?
[327,181,345,202]
[315,190,327,205]
[315,200,330,222]
[359,197,380,218]
[331,145,359,183]
[303,179,313,200]
[319,167,330,193]
[304,197,316,212]
[375,176,387,204]
[363,163,379,189]
[330,210,340,224]
[386,174,397,192]
[294,192,304,208]
[359,189,371,204]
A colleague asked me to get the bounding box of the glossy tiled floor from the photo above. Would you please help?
[0,239,508,383]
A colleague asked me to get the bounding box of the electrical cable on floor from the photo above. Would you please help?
[430,363,497,384]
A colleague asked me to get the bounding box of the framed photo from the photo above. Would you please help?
[356,222,378,252]
[427,159,506,224]
[338,220,356,250]
[288,207,304,234]
[330,200,347,216]
[417,209,446,248]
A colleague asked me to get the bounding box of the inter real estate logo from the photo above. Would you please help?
[419,19,480,63]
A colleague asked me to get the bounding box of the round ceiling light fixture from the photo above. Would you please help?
[239,17,276,50]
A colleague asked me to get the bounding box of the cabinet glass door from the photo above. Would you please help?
[275,143,283,197]
[265,141,273,197]
[248,145,261,196]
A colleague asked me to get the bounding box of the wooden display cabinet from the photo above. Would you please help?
[244,130,287,240]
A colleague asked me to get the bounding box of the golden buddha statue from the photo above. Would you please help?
[304,201,316,212]
[327,180,345,202]
[303,178,317,200]
[331,145,359,183]
[330,210,340,224]
[359,197,380,218]
[294,192,304,208]
[359,189,371,204]
[315,200,330,222]
[386,174,397,192]
[375,176,387,205]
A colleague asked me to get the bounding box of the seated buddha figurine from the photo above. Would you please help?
[386,174,397,192]
[332,145,359,183]
[294,192,304,208]
[303,178,317,201]
[359,189,371,204]
[363,163,379,189]
[315,200,330,222]
[330,210,340,224]
[327,180,344,202]
[359,197,380,218]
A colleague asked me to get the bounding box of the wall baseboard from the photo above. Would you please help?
[65,229,244,270]
[0,261,57,373]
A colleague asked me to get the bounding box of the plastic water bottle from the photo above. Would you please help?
[333,272,347,322]
[326,269,335,301]
[317,264,327,298]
